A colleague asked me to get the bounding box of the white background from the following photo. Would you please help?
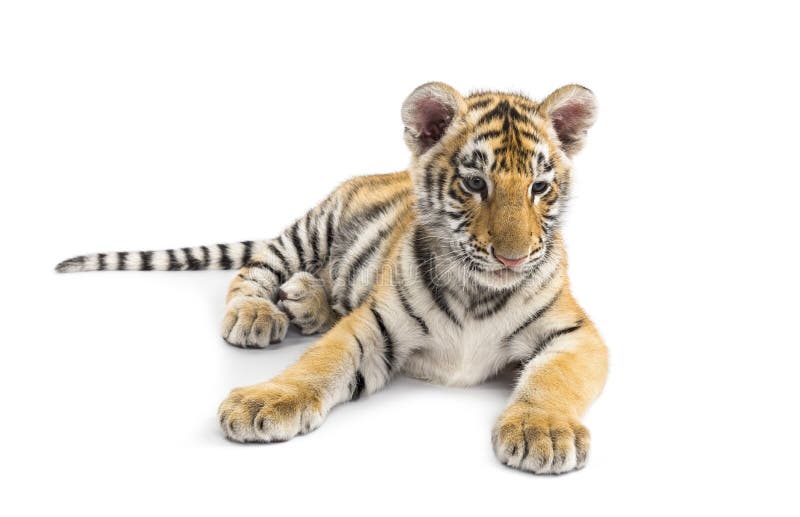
[1,1,798,515]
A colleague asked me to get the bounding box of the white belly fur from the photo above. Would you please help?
[401,316,512,387]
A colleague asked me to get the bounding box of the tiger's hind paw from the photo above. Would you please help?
[278,272,336,335]
[222,297,289,348]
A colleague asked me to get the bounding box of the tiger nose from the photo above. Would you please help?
[493,251,527,267]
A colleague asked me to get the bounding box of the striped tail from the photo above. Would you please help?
[55,240,264,273]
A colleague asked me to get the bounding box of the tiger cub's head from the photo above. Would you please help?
[401,82,596,290]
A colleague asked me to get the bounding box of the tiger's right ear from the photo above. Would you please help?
[401,82,465,157]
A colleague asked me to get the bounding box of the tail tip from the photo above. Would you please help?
[55,256,86,273]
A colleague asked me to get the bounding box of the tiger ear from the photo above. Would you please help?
[401,82,465,157]
[539,84,597,157]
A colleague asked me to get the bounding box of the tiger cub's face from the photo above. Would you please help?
[402,83,597,290]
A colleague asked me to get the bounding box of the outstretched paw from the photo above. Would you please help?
[278,272,336,335]
[218,381,324,442]
[222,297,289,348]
[492,403,590,474]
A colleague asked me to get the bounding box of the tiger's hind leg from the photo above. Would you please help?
[278,272,338,335]
[222,195,341,348]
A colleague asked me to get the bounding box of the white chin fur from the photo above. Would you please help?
[472,267,528,290]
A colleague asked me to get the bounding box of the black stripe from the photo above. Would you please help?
[200,246,210,268]
[508,117,523,146]
[246,260,285,284]
[448,185,469,203]
[342,227,391,301]
[140,251,153,271]
[117,252,127,271]
[468,98,494,110]
[350,333,366,400]
[309,215,321,270]
[472,289,514,319]
[351,194,406,226]
[497,153,508,171]
[351,372,365,401]
[515,98,538,112]
[97,253,106,271]
[504,290,562,343]
[267,242,290,275]
[289,222,306,270]
[455,218,471,232]
[474,129,504,141]
[435,168,448,204]
[413,228,461,326]
[394,275,429,334]
[339,176,399,210]
[371,307,395,373]
[521,428,530,462]
[476,100,527,125]
[218,244,233,269]
[356,335,364,357]
[468,289,502,310]
[341,199,410,312]
[182,247,201,270]
[325,210,335,260]
[167,249,181,271]
[528,321,584,360]
[424,169,433,195]
[241,241,253,268]
[341,183,361,213]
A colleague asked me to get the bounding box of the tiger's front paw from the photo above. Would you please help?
[222,297,289,348]
[278,272,335,335]
[492,403,590,474]
[218,382,324,442]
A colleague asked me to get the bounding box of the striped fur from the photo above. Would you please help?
[58,83,608,475]
[56,241,259,273]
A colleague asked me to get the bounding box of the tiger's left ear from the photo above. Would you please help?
[538,84,597,157]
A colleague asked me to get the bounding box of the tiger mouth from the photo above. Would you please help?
[491,268,523,280]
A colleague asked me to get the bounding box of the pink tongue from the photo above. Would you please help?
[496,254,526,267]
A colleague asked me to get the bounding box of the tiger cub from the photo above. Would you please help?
[56,83,608,474]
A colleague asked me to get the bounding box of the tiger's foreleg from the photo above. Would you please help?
[492,319,608,474]
[218,302,397,442]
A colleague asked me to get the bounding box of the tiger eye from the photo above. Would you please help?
[465,176,487,193]
[531,181,549,195]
